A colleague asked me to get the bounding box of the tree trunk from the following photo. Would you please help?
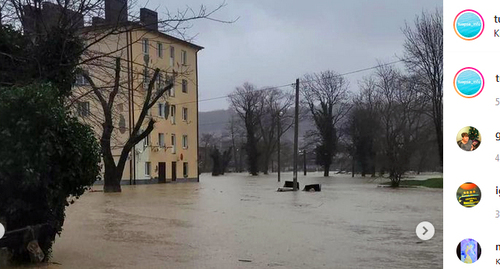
[262,154,269,175]
[436,124,443,167]
[247,132,259,176]
[351,156,355,178]
[323,164,330,177]
[102,142,129,193]
[390,172,401,188]
[101,130,122,192]
[103,168,122,192]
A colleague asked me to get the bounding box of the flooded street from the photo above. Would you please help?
[44,173,442,269]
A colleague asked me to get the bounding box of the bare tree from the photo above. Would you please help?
[82,57,174,192]
[228,83,264,176]
[0,0,232,98]
[226,115,247,172]
[258,88,293,174]
[301,71,351,177]
[349,77,380,177]
[401,9,443,166]
[1,0,234,193]
[200,132,216,172]
[372,65,428,187]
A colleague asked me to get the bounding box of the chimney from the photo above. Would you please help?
[105,0,127,24]
[140,8,158,31]
[41,2,83,29]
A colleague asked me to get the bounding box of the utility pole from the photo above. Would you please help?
[293,79,299,191]
[303,149,307,176]
[126,29,133,186]
[277,112,281,182]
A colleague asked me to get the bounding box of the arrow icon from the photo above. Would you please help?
[416,221,434,241]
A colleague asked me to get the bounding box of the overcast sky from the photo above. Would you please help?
[147,0,442,112]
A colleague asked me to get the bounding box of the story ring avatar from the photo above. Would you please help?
[454,67,484,98]
[454,10,484,40]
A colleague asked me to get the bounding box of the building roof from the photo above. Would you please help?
[81,21,204,51]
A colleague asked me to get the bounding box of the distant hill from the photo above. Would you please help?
[199,109,235,135]
[198,108,316,140]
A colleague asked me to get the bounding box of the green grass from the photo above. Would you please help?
[381,178,443,188]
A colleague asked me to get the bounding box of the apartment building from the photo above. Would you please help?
[28,0,202,183]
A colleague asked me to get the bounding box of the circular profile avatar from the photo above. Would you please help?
[456,239,481,264]
[456,126,481,152]
[456,182,481,208]
[454,10,484,40]
[454,67,484,98]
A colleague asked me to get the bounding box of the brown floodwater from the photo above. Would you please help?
[16,172,442,269]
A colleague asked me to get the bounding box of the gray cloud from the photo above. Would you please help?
[146,0,442,111]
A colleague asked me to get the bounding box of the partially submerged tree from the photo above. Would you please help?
[258,88,293,174]
[301,71,351,176]
[228,83,264,175]
[350,77,380,177]
[1,0,232,193]
[210,146,232,176]
[210,147,221,176]
[372,65,428,187]
[82,58,174,192]
[221,147,232,174]
[402,10,443,166]
[226,115,243,172]
[200,132,216,172]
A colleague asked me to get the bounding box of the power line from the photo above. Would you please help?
[194,60,404,128]
[199,120,230,126]
[171,59,405,107]
[128,59,405,110]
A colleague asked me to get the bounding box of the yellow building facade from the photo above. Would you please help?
[74,8,202,183]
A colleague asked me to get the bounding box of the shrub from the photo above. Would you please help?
[0,84,100,263]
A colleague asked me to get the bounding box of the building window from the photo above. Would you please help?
[157,73,163,90]
[171,134,176,153]
[166,75,175,96]
[158,133,165,147]
[182,135,188,149]
[75,70,89,86]
[143,133,150,147]
[169,85,175,97]
[181,50,187,65]
[145,162,151,176]
[170,46,175,67]
[142,39,149,55]
[158,103,166,118]
[182,79,188,93]
[77,101,90,117]
[143,68,150,88]
[183,162,188,178]
[170,105,176,124]
[182,107,188,121]
[157,42,163,58]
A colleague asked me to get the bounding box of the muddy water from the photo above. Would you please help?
[39,173,441,268]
